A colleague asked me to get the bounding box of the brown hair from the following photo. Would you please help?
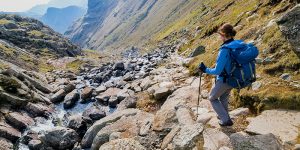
[218,23,237,38]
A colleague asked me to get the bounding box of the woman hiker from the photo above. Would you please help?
[198,23,243,126]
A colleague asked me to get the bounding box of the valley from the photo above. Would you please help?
[0,0,300,150]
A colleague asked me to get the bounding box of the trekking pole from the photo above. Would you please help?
[196,72,203,120]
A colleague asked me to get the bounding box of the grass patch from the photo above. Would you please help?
[38,62,54,73]
[0,44,16,57]
[297,128,300,144]
[66,59,84,73]
[28,30,44,37]
[0,19,12,25]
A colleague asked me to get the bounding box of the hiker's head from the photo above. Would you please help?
[218,23,236,41]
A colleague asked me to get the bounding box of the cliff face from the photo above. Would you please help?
[65,0,204,51]
[41,6,86,33]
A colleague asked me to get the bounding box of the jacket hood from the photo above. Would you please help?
[222,40,247,49]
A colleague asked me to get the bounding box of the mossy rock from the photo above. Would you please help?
[0,74,21,93]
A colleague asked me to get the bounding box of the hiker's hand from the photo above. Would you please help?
[198,62,207,73]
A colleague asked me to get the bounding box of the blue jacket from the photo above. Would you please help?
[205,39,247,81]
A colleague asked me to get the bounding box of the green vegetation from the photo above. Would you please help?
[66,59,84,73]
[28,30,44,37]
[39,62,55,73]
[0,44,16,57]
[0,19,12,25]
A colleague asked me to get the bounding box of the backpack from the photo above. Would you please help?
[222,42,259,89]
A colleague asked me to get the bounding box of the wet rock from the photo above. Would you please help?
[0,137,13,150]
[22,130,38,145]
[25,102,52,117]
[67,115,87,138]
[108,96,118,108]
[99,138,146,150]
[50,89,66,103]
[153,87,171,101]
[81,109,140,148]
[246,110,300,144]
[81,87,93,101]
[41,127,79,150]
[113,62,125,71]
[82,106,106,121]
[5,112,34,129]
[28,140,43,150]
[64,83,76,93]
[0,122,21,142]
[203,128,232,150]
[63,90,80,109]
[172,123,204,149]
[230,132,283,150]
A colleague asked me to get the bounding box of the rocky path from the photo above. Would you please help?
[0,44,300,150]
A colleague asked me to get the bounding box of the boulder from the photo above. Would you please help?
[176,106,195,125]
[246,110,300,144]
[22,130,38,145]
[229,107,250,118]
[116,96,137,111]
[113,62,125,71]
[91,111,154,150]
[280,73,291,81]
[63,90,80,109]
[189,45,205,57]
[82,106,106,121]
[81,87,93,101]
[28,140,43,150]
[99,138,146,150]
[25,102,52,117]
[64,83,76,93]
[0,137,13,150]
[0,122,21,142]
[230,132,283,150]
[153,86,198,131]
[172,123,204,149]
[0,92,28,106]
[203,128,232,150]
[67,115,87,138]
[108,96,118,108]
[50,89,66,103]
[41,127,79,150]
[277,4,300,54]
[95,85,106,94]
[81,109,140,148]
[153,87,171,101]
[5,112,34,129]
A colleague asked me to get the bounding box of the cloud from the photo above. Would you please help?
[0,0,51,12]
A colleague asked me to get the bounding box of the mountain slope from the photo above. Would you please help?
[65,0,205,51]
[41,6,86,33]
[27,0,87,16]
[0,14,80,71]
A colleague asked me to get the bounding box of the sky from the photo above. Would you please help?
[0,0,51,12]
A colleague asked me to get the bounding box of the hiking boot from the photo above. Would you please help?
[218,120,233,127]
